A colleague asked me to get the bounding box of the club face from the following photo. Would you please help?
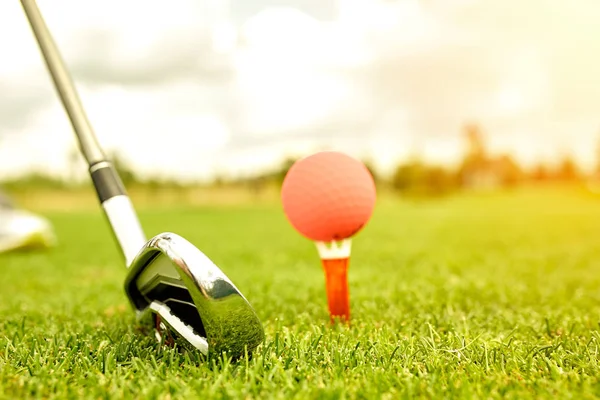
[124,232,264,359]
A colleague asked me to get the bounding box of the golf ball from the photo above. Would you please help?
[281,151,376,242]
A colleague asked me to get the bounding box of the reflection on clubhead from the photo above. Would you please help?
[124,232,265,359]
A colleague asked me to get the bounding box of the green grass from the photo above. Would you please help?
[2,187,600,399]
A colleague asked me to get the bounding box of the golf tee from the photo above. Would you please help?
[321,257,350,323]
[315,238,352,324]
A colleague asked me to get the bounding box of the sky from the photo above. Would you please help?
[1,0,600,182]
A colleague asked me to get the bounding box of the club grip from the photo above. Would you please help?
[90,161,127,203]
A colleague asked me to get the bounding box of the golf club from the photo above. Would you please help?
[19,0,264,360]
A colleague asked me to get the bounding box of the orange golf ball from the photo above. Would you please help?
[281,151,376,242]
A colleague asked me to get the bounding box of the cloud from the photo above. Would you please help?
[0,78,55,133]
[229,0,336,23]
[2,0,600,180]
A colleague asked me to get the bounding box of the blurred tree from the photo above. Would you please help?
[497,154,522,187]
[1,172,65,190]
[556,157,579,181]
[530,164,550,181]
[248,176,268,197]
[108,151,139,186]
[423,166,458,196]
[275,157,299,185]
[392,161,457,197]
[464,122,487,162]
[361,159,379,183]
[392,161,425,192]
[459,122,490,188]
[212,175,226,187]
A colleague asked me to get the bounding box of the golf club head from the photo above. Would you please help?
[124,232,264,359]
[18,0,265,360]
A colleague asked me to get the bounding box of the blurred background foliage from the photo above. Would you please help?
[2,121,592,203]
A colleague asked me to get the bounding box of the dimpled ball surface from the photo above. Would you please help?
[281,151,376,242]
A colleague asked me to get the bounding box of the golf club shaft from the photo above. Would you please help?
[20,0,103,165]
[21,0,147,265]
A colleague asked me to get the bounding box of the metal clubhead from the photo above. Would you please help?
[124,232,264,359]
